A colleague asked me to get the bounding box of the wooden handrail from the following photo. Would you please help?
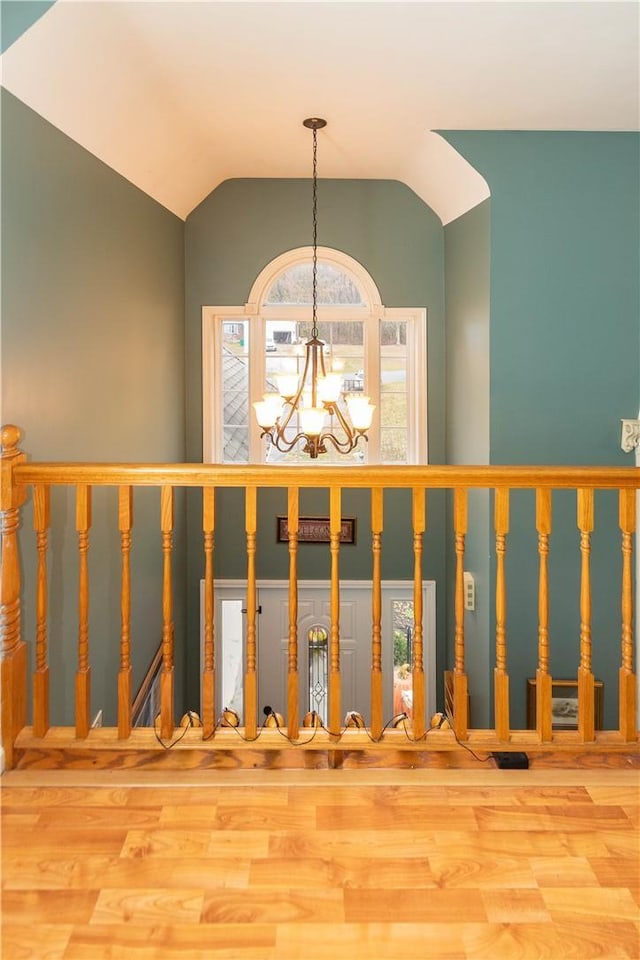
[14,462,640,489]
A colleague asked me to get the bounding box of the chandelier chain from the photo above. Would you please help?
[312,125,319,338]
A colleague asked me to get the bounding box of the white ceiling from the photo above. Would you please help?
[1,0,638,224]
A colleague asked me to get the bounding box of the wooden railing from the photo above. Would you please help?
[1,424,638,769]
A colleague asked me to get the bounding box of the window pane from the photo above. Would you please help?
[381,320,407,346]
[381,393,407,427]
[265,263,363,305]
[380,357,407,393]
[297,320,363,346]
[223,321,248,354]
[265,320,298,353]
[223,391,248,426]
[381,428,407,463]
[223,426,249,463]
[222,320,249,461]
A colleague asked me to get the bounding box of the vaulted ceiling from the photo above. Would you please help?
[1,1,638,224]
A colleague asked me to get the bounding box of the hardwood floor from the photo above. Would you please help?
[2,765,639,959]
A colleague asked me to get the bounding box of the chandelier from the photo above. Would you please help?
[253,118,375,459]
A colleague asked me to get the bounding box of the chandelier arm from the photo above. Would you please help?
[274,399,299,435]
[294,343,314,403]
[273,344,314,438]
[325,400,354,439]
[262,428,311,455]
[318,430,366,454]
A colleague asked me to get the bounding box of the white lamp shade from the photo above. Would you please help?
[346,395,375,431]
[317,373,343,404]
[276,374,300,399]
[300,406,325,437]
[254,393,284,427]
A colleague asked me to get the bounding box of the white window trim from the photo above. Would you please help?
[203,247,428,464]
[248,246,383,312]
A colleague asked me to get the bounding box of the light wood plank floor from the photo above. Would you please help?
[2,766,639,959]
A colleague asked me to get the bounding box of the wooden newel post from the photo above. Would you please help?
[1,425,27,770]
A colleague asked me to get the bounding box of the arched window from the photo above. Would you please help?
[203,247,427,464]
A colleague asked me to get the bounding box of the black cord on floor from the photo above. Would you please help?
[444,710,493,763]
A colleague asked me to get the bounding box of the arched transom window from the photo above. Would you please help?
[203,247,427,464]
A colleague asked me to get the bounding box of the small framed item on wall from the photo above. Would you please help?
[277,516,356,544]
[526,678,603,730]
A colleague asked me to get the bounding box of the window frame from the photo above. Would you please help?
[202,246,427,464]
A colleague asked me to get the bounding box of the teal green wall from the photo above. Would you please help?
[442,132,639,467]
[441,132,640,728]
[3,95,636,735]
[184,178,447,711]
[0,0,55,53]
[1,91,187,725]
[444,199,491,726]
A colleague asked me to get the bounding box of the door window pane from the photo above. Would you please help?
[220,600,244,720]
[392,599,414,720]
[308,624,329,725]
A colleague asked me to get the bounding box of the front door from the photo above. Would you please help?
[202,580,435,728]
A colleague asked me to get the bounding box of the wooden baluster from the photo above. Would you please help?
[118,487,133,740]
[160,486,174,739]
[202,487,216,738]
[577,488,595,742]
[619,488,636,741]
[371,487,384,739]
[494,487,510,741]
[75,484,92,738]
[1,425,27,769]
[245,486,258,739]
[33,484,50,738]
[329,486,342,737]
[287,488,299,739]
[117,487,133,739]
[412,488,426,739]
[453,488,468,739]
[536,488,553,742]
